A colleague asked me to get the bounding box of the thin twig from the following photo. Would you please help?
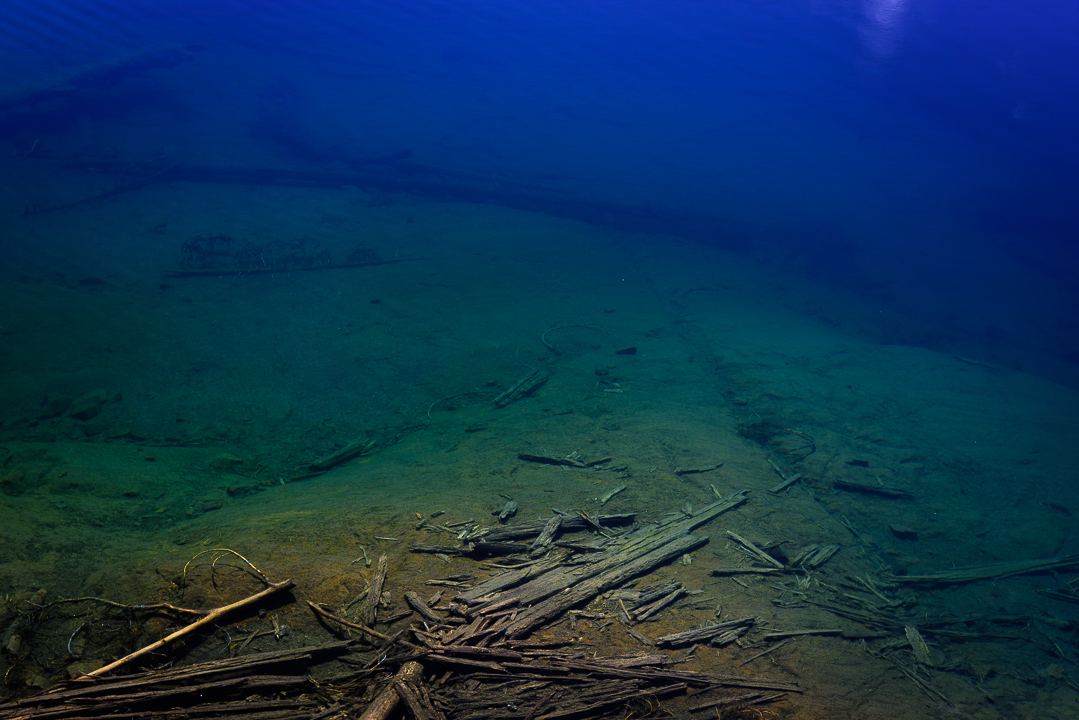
[740,638,791,666]
[77,579,295,680]
[307,600,390,641]
[182,548,270,587]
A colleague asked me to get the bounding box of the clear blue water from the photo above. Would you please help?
[2,0,1076,370]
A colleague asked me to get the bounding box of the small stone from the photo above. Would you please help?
[889,523,919,541]
[69,389,110,420]
[210,453,245,470]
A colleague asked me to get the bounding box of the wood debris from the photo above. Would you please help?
[904,625,933,666]
[674,463,723,475]
[494,500,518,522]
[598,484,627,505]
[833,479,913,500]
[494,368,550,407]
[766,458,803,493]
[517,452,588,468]
[654,617,756,647]
[897,554,1079,585]
[309,435,376,471]
[789,543,840,570]
[712,566,783,576]
[529,515,563,556]
[363,555,390,627]
[725,531,785,569]
[5,491,812,720]
[0,642,354,720]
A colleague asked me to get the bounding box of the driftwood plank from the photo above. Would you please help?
[833,479,913,500]
[483,514,635,541]
[359,661,424,720]
[655,617,756,647]
[502,533,708,638]
[363,555,390,627]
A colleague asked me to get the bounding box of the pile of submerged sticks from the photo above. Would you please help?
[2,490,800,720]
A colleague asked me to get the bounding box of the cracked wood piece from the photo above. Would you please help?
[897,554,1079,585]
[307,601,390,641]
[517,452,587,468]
[690,691,787,712]
[633,586,684,622]
[494,368,550,407]
[363,555,389,627]
[598,485,627,505]
[625,581,682,606]
[623,623,655,646]
[769,473,803,493]
[801,544,840,569]
[502,533,708,639]
[405,591,443,623]
[410,543,470,555]
[712,566,783,576]
[833,479,913,500]
[428,653,508,673]
[495,500,518,522]
[529,515,563,556]
[359,661,424,720]
[674,464,722,475]
[394,675,444,720]
[762,628,844,640]
[456,557,567,605]
[655,617,756,647]
[473,541,532,555]
[725,531,785,569]
[310,435,376,471]
[484,513,635,541]
[554,657,801,693]
[464,491,749,620]
[904,625,933,666]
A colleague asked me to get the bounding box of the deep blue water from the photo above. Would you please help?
[1,0,1077,370]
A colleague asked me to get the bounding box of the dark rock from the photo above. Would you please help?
[69,389,110,420]
[889,523,919,541]
[39,394,74,418]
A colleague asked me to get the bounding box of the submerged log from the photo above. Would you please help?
[655,617,756,647]
[363,555,390,627]
[360,661,425,720]
[897,554,1079,585]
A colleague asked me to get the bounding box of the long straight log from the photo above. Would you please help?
[502,533,708,638]
[655,617,756,647]
[464,490,749,616]
[79,579,295,679]
[455,556,565,604]
[483,514,636,542]
[15,643,350,708]
[897,554,1079,585]
[554,658,801,692]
